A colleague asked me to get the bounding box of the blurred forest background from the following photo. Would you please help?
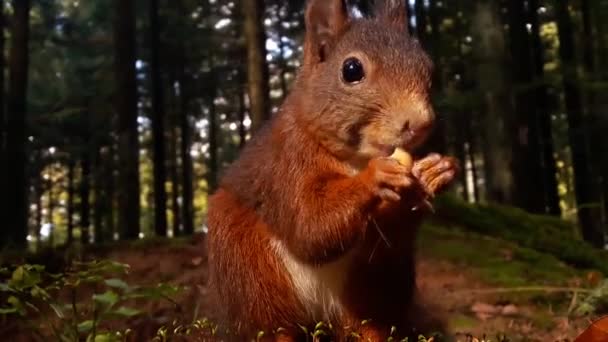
[1,0,608,340]
[0,0,607,252]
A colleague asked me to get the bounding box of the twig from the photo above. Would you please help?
[451,286,592,295]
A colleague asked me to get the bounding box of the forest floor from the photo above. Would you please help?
[85,223,601,342]
[3,198,606,341]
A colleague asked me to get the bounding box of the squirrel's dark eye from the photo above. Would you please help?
[341,57,365,84]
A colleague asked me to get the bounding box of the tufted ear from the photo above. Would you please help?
[303,0,350,66]
[375,0,409,33]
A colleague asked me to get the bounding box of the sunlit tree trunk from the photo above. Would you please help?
[113,0,140,240]
[472,1,514,204]
[556,0,604,247]
[3,0,31,248]
[243,0,270,133]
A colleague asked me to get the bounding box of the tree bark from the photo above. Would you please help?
[80,151,91,244]
[93,148,104,243]
[472,1,514,204]
[67,159,75,246]
[243,0,270,133]
[3,0,31,248]
[169,125,182,235]
[0,3,6,192]
[149,0,167,237]
[529,0,560,216]
[556,0,604,247]
[47,175,55,247]
[506,0,550,214]
[238,68,248,149]
[414,0,428,43]
[113,0,140,240]
[207,78,219,194]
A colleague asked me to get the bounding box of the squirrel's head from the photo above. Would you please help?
[292,0,435,164]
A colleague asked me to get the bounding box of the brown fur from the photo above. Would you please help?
[206,0,458,341]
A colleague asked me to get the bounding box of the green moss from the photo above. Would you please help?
[449,314,478,330]
[433,195,608,275]
[418,224,580,287]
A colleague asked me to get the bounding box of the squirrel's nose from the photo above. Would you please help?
[401,112,435,136]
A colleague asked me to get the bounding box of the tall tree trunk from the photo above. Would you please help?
[0,3,6,196]
[104,144,116,240]
[149,0,167,237]
[507,0,547,214]
[47,176,55,247]
[424,0,447,154]
[207,79,219,194]
[237,68,248,149]
[67,159,75,246]
[169,125,181,235]
[472,1,514,204]
[556,0,604,247]
[529,0,560,216]
[113,0,140,240]
[581,0,608,235]
[243,0,270,133]
[34,174,42,250]
[93,148,104,243]
[80,152,91,244]
[414,0,428,43]
[3,0,31,248]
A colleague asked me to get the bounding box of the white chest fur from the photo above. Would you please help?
[271,238,356,321]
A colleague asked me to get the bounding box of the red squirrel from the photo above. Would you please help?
[206,0,459,340]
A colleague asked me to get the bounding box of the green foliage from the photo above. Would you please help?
[574,280,608,316]
[0,260,183,342]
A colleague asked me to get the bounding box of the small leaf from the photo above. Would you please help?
[110,306,141,317]
[104,279,129,291]
[93,290,119,308]
[78,320,94,333]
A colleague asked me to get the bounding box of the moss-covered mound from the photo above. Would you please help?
[432,195,608,275]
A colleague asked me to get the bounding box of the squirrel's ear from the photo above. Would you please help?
[375,0,409,33]
[303,0,349,65]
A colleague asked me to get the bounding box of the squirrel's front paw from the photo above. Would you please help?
[412,153,459,197]
[361,157,415,203]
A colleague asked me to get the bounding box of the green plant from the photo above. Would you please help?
[0,260,183,342]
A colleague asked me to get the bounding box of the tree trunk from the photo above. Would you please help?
[243,0,270,133]
[0,3,6,195]
[169,125,182,235]
[506,0,549,214]
[238,68,248,149]
[207,80,219,194]
[113,0,140,240]
[93,148,104,243]
[414,0,428,43]
[47,176,55,247]
[424,0,447,154]
[67,159,75,246]
[3,0,31,248]
[80,152,91,244]
[104,143,116,240]
[529,0,560,216]
[472,1,514,204]
[35,175,42,250]
[149,0,167,237]
[556,0,604,247]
